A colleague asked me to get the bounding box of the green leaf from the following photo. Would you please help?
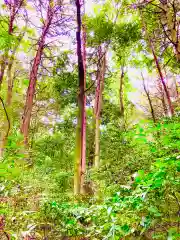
[23,79,29,86]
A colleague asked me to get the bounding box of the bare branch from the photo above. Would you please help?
[0,96,10,138]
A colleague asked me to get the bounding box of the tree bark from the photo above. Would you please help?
[0,0,24,88]
[140,9,174,117]
[20,2,53,145]
[0,1,24,157]
[150,40,174,117]
[119,65,126,128]
[159,1,180,62]
[80,22,87,194]
[74,0,86,194]
[0,32,25,158]
[94,47,106,168]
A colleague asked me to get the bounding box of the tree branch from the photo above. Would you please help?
[0,96,10,138]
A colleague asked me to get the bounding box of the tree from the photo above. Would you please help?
[0,0,24,87]
[20,0,68,144]
[1,0,180,239]
[81,11,87,193]
[74,0,86,194]
[139,8,174,117]
[94,46,106,168]
[0,1,26,157]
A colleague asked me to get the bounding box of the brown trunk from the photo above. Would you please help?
[0,33,24,158]
[0,1,23,88]
[8,3,16,34]
[141,73,156,123]
[119,66,126,129]
[20,4,53,145]
[119,66,125,116]
[94,47,106,168]
[80,23,87,193]
[74,0,86,194]
[140,9,174,117]
[150,40,174,117]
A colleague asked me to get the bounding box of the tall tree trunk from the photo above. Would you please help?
[0,56,14,158]
[94,47,106,168]
[0,1,24,157]
[80,22,87,193]
[150,40,174,117]
[0,0,24,88]
[119,66,125,116]
[74,0,86,194]
[0,32,25,158]
[20,4,53,145]
[140,9,174,117]
[119,66,126,128]
[141,73,156,123]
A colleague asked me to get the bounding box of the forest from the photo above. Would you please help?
[0,0,180,239]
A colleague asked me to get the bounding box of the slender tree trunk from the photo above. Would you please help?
[119,66,126,129]
[0,1,24,157]
[141,73,156,123]
[94,117,100,168]
[74,0,86,194]
[80,22,87,193]
[119,66,125,116]
[94,47,102,169]
[150,40,174,117]
[20,5,53,145]
[94,47,106,168]
[0,32,25,158]
[140,9,174,117]
[0,1,23,88]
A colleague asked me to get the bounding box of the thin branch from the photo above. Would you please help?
[0,96,10,138]
[84,81,95,93]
